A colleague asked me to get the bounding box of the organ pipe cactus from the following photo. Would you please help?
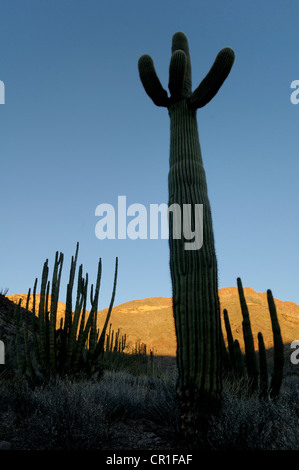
[222,279,284,400]
[258,332,268,399]
[14,243,118,384]
[138,32,235,436]
[223,308,235,370]
[267,289,284,399]
[237,277,259,393]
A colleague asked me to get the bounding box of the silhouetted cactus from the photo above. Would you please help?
[104,324,126,354]
[258,332,268,399]
[222,279,284,400]
[14,243,118,384]
[223,308,235,370]
[138,31,235,437]
[233,339,246,378]
[267,289,284,399]
[237,277,259,393]
[220,325,231,372]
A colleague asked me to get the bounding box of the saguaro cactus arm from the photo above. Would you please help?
[138,55,169,107]
[138,31,235,109]
[189,47,235,109]
[168,50,187,101]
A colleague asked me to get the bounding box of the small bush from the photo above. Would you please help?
[208,375,299,450]
[1,364,299,450]
[30,380,107,450]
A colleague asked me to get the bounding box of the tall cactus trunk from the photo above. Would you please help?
[168,100,222,432]
[138,31,235,439]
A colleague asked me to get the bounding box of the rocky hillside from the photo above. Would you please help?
[6,287,299,358]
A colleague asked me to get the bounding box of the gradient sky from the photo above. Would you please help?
[1,0,299,311]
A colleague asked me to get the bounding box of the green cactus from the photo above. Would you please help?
[222,280,284,400]
[258,332,268,399]
[38,259,49,369]
[220,325,231,373]
[14,243,118,383]
[237,277,259,393]
[15,300,25,374]
[233,339,246,378]
[49,251,63,374]
[223,308,236,370]
[138,32,235,436]
[267,289,284,400]
[104,324,126,355]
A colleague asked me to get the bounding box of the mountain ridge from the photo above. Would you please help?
[6,286,299,358]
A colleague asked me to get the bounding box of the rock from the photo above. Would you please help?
[0,441,12,450]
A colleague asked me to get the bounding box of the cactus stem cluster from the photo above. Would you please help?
[13,243,118,384]
[222,278,284,400]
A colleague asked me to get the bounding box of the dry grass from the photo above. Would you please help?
[1,364,299,450]
[2,291,299,450]
[0,367,179,450]
[208,375,299,450]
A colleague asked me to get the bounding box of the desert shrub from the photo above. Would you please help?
[97,369,179,429]
[99,346,156,378]
[0,369,179,449]
[208,375,299,450]
[29,379,107,450]
[0,373,35,418]
[1,364,299,450]
[0,376,108,449]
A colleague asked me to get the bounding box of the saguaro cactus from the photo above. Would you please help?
[138,32,234,436]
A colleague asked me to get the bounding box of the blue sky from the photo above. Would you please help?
[0,0,299,311]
